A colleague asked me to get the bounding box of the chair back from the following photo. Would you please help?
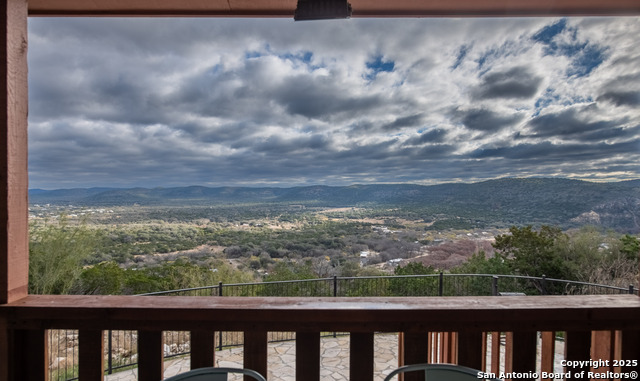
[383,363,501,381]
[163,367,266,381]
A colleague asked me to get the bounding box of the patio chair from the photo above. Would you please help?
[384,363,501,381]
[163,367,267,381]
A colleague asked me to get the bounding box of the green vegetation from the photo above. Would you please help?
[77,259,254,295]
[388,263,438,296]
[621,234,640,260]
[28,201,639,296]
[29,217,102,294]
[493,226,571,293]
[453,225,639,294]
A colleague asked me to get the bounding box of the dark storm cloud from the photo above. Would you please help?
[470,139,640,161]
[252,134,332,154]
[596,72,640,107]
[334,139,401,161]
[473,66,543,100]
[403,129,448,146]
[597,91,640,107]
[166,63,278,122]
[29,65,163,124]
[343,120,377,135]
[475,40,523,72]
[577,125,640,142]
[525,106,628,140]
[412,144,457,159]
[453,108,523,132]
[179,122,257,145]
[383,114,425,131]
[273,75,384,120]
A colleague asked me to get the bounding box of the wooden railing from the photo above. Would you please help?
[1,294,639,381]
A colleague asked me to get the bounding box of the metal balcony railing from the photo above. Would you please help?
[36,274,640,380]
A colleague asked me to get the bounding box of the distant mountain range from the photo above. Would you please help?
[29,178,640,232]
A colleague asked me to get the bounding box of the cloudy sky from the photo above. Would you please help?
[27,16,640,189]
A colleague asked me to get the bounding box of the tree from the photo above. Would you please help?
[452,251,510,275]
[388,262,438,296]
[264,260,316,282]
[29,218,102,294]
[259,260,326,296]
[77,261,126,295]
[621,234,640,261]
[493,225,572,293]
[121,269,165,295]
[450,251,512,295]
[553,226,604,281]
[584,233,639,290]
[493,226,568,276]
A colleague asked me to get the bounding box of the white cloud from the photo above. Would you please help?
[27,17,640,189]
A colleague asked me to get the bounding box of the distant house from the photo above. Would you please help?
[387,258,403,266]
[360,251,370,266]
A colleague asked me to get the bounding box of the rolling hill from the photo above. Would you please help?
[29,178,640,232]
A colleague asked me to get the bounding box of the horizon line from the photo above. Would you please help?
[28,176,640,191]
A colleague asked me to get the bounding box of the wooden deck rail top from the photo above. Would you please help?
[2,294,639,332]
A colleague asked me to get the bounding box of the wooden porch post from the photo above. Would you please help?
[457,331,483,370]
[591,330,617,375]
[540,331,556,380]
[401,332,429,381]
[350,332,374,381]
[244,330,268,381]
[1,2,29,381]
[79,330,105,381]
[296,331,320,381]
[620,329,640,367]
[190,330,216,369]
[565,331,591,375]
[0,0,29,306]
[504,331,537,378]
[138,330,164,381]
[6,329,48,381]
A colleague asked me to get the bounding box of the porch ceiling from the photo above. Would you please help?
[27,0,640,17]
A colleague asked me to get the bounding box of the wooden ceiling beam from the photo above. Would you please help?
[27,0,640,17]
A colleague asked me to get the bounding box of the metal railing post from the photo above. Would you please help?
[333,276,338,338]
[218,282,223,351]
[629,285,635,295]
[541,275,547,295]
[439,272,444,296]
[492,276,499,296]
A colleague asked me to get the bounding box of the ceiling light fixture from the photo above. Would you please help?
[294,0,352,21]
